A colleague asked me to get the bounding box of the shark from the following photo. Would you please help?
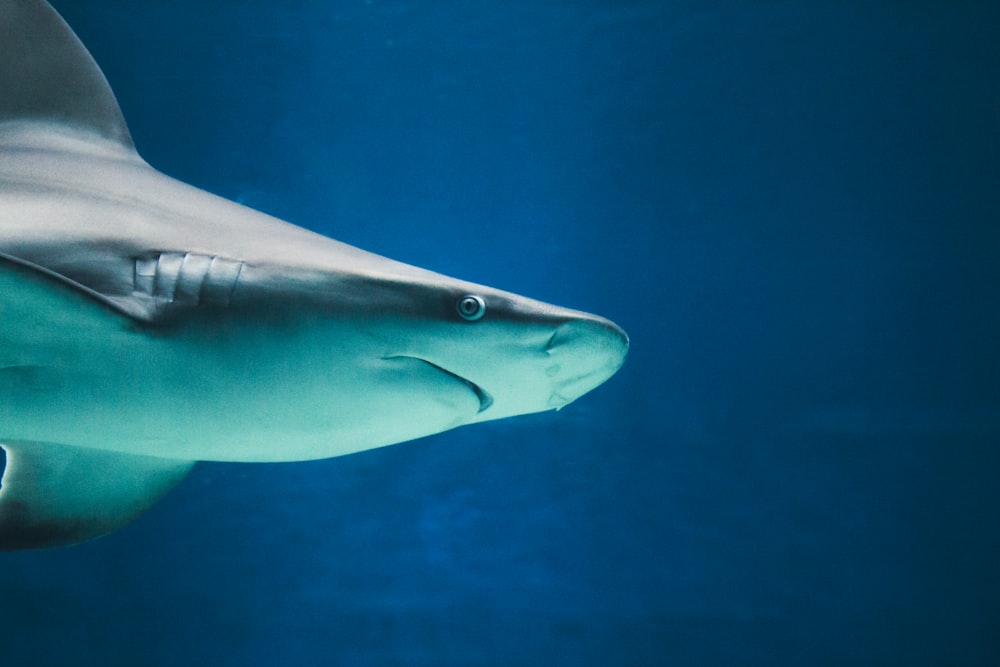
[0,0,628,550]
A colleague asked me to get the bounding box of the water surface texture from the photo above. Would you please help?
[2,1,999,665]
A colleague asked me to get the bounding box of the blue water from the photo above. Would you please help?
[3,1,999,664]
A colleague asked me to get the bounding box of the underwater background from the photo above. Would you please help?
[3,1,999,664]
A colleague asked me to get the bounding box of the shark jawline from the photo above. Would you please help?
[386,355,494,414]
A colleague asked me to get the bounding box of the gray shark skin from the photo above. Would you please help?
[0,0,628,550]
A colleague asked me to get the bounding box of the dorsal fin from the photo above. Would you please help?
[0,0,134,150]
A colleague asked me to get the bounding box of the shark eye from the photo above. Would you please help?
[456,294,486,321]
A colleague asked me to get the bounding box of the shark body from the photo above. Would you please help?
[0,0,627,549]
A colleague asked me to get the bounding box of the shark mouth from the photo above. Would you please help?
[420,359,494,414]
[391,356,493,414]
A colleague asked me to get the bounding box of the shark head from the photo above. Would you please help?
[130,246,630,460]
[254,260,628,430]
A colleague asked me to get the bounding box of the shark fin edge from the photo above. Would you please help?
[0,440,194,550]
[0,0,134,151]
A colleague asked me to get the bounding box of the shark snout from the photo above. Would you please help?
[545,316,629,409]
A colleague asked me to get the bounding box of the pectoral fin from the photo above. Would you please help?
[0,440,193,550]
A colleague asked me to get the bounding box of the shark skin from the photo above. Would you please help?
[0,0,628,549]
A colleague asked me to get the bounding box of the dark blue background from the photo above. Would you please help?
[3,1,999,664]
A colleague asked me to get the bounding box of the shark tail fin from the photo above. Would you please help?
[0,0,134,150]
[0,441,194,550]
